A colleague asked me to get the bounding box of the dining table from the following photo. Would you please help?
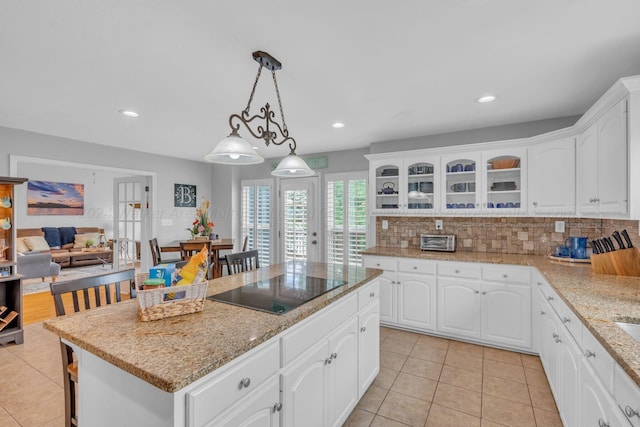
[161,238,234,278]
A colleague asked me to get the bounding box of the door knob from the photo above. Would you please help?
[312,240,318,245]
[312,232,317,236]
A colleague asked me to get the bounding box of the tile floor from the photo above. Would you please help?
[344,326,562,427]
[0,324,562,427]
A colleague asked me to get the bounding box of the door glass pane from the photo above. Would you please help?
[486,156,522,209]
[445,159,476,210]
[284,189,308,261]
[241,182,271,266]
[326,174,367,266]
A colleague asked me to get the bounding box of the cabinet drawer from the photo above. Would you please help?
[364,256,397,271]
[614,364,640,427]
[482,266,531,285]
[438,262,481,279]
[398,258,436,275]
[186,339,280,427]
[582,327,614,393]
[554,299,582,348]
[281,293,358,366]
[358,280,380,310]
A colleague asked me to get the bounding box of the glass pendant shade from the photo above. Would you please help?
[271,153,315,177]
[204,132,264,165]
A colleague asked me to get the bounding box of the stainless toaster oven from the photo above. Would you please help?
[421,234,456,252]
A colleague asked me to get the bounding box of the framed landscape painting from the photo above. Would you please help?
[27,180,84,215]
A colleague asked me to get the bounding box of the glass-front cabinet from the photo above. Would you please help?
[370,158,438,213]
[481,148,526,213]
[441,153,481,212]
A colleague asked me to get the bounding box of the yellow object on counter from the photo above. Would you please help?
[175,246,208,286]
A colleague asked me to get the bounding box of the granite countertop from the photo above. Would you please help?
[43,261,382,393]
[362,246,640,387]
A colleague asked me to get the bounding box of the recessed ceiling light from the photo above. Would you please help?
[119,109,139,117]
[331,122,345,128]
[252,146,259,150]
[477,95,496,103]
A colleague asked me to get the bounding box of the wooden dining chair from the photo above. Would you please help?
[225,250,260,275]
[149,238,181,266]
[50,268,136,427]
[218,236,248,276]
[180,241,213,279]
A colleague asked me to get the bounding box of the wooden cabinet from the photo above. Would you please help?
[0,177,27,345]
[577,99,628,216]
[528,137,576,214]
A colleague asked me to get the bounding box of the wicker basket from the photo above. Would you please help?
[490,158,520,169]
[135,273,208,321]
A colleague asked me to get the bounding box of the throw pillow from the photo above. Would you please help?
[23,236,51,252]
[15,237,30,253]
[58,227,77,246]
[73,233,100,249]
[41,227,62,249]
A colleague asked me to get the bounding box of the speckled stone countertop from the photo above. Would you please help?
[362,247,640,387]
[43,261,382,393]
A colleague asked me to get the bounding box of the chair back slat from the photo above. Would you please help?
[225,250,260,275]
[149,238,161,266]
[50,269,135,316]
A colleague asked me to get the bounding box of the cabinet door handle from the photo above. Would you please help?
[547,296,554,301]
[413,266,418,270]
[325,357,332,365]
[240,377,251,388]
[397,281,401,285]
[552,333,559,339]
[598,419,609,427]
[376,263,381,267]
[481,291,487,295]
[331,352,338,359]
[554,337,562,343]
[533,201,538,207]
[474,290,480,294]
[624,405,640,418]
[272,402,283,412]
[584,349,596,358]
[537,282,542,286]
[562,317,570,323]
[540,310,546,315]
[370,292,376,298]
[502,274,508,278]
[361,326,367,333]
[391,280,395,284]
[454,269,460,273]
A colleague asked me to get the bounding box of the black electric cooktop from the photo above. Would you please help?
[207,274,347,315]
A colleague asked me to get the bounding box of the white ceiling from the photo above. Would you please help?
[2,0,640,162]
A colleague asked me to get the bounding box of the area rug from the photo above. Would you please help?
[22,265,118,295]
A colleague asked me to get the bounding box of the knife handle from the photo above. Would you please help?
[590,240,601,254]
[621,230,634,248]
[612,231,625,249]
[605,237,616,251]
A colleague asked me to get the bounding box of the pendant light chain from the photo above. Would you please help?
[272,70,288,133]
[243,63,263,114]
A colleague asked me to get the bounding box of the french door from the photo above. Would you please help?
[113,176,151,272]
[279,177,321,263]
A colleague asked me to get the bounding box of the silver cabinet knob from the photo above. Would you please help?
[598,419,609,427]
[562,317,571,323]
[547,296,554,301]
[312,240,318,245]
[624,406,640,418]
[552,333,559,338]
[481,291,487,295]
[370,292,375,298]
[533,201,538,207]
[502,274,508,278]
[240,377,251,388]
[413,266,418,270]
[331,352,338,359]
[454,269,460,273]
[584,349,595,358]
[391,280,396,284]
[474,290,480,294]
[325,357,332,365]
[537,282,542,286]
[361,326,367,333]
[376,263,380,267]
[540,310,546,315]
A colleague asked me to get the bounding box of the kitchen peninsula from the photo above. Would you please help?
[43,261,382,427]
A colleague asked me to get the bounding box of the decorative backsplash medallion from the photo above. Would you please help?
[375,216,640,256]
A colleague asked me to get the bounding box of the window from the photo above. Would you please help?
[325,172,367,266]
[241,179,273,266]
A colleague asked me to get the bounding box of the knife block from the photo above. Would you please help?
[590,247,640,276]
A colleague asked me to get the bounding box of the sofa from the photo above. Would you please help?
[16,227,113,268]
[16,251,61,281]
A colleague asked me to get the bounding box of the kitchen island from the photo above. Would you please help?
[43,261,382,427]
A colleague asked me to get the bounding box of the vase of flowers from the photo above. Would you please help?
[186,197,214,240]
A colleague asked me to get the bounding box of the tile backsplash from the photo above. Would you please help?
[375,216,640,256]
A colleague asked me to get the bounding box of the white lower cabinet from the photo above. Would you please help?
[581,359,629,427]
[437,278,481,339]
[397,272,436,331]
[614,364,640,427]
[481,282,531,348]
[281,317,359,427]
[358,300,380,397]
[210,376,281,427]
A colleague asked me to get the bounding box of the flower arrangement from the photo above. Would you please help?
[186,197,214,238]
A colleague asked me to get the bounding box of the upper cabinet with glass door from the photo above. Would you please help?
[441,153,481,212]
[482,148,527,213]
[370,159,403,213]
[406,161,437,212]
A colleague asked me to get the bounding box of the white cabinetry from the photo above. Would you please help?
[441,152,481,212]
[614,364,640,427]
[358,288,380,397]
[481,282,531,349]
[577,99,628,215]
[482,147,527,213]
[581,359,629,427]
[363,256,397,324]
[210,376,281,427]
[528,137,575,214]
[437,277,481,339]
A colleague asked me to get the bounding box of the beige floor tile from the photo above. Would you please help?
[381,338,416,356]
[387,329,420,344]
[483,347,523,367]
[481,394,536,427]
[426,403,481,427]
[528,384,558,412]
[380,327,394,340]
[373,367,400,390]
[410,342,447,364]
[381,350,408,371]
[371,415,411,427]
[483,359,526,383]
[344,408,376,427]
[524,366,551,389]
[448,340,484,356]
[444,349,483,372]
[482,375,531,406]
[520,354,543,371]
[402,357,443,381]
[533,407,563,427]
[10,393,64,427]
[0,407,20,427]
[416,334,450,350]
[390,372,438,402]
[378,390,430,427]
[439,365,483,392]
[40,416,65,427]
[0,377,62,415]
[480,420,506,427]
[357,385,389,413]
[433,382,482,417]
